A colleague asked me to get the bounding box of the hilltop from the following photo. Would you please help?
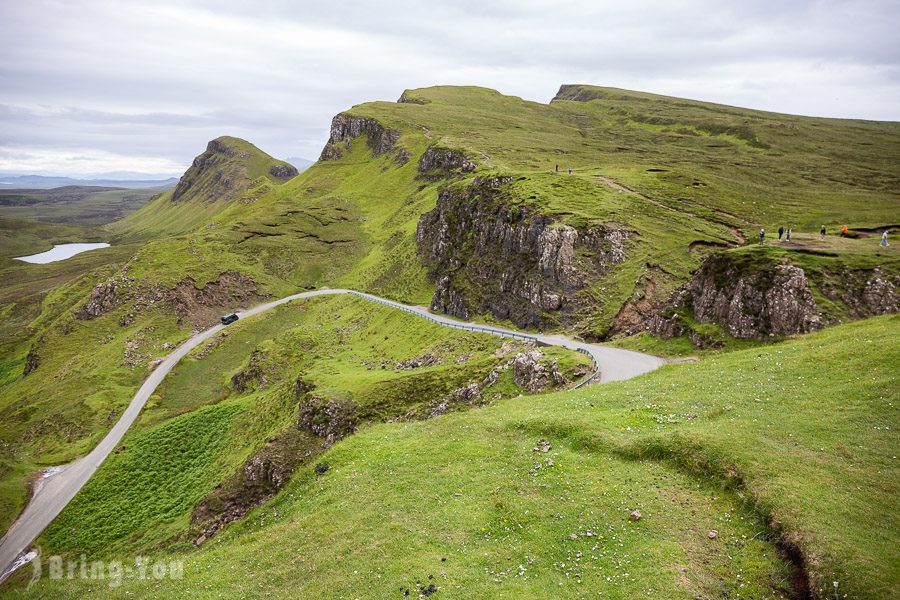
[111,136,298,238]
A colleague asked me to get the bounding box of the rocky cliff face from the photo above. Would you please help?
[418,145,477,178]
[819,267,899,318]
[651,253,900,343]
[651,255,823,340]
[417,176,628,330]
[319,113,404,162]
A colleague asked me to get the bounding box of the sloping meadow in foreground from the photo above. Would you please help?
[11,315,898,599]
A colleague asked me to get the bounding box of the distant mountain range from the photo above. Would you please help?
[0,175,179,189]
[283,157,314,172]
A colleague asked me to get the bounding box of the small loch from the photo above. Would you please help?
[14,243,111,264]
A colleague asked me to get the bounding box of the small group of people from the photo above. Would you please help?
[758,224,890,246]
[759,226,792,243]
[554,164,573,175]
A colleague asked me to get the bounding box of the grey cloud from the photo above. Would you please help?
[0,0,897,176]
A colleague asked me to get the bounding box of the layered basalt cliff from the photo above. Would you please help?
[319,113,403,162]
[417,176,628,330]
[418,145,478,178]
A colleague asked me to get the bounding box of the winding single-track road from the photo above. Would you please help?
[0,289,665,580]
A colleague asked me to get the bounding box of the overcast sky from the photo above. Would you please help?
[0,0,898,178]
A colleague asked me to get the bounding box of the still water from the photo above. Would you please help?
[14,243,110,264]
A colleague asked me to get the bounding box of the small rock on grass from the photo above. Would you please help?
[533,439,552,453]
[315,463,330,474]
[708,530,718,539]
[628,510,642,522]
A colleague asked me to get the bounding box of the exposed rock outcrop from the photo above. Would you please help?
[268,163,298,178]
[231,350,276,393]
[427,347,567,418]
[23,346,40,376]
[296,393,358,447]
[418,145,477,178]
[192,427,320,546]
[397,90,428,104]
[170,136,293,204]
[650,254,824,340]
[417,176,628,330]
[819,267,899,318]
[171,139,248,203]
[652,254,900,345]
[168,271,262,327]
[512,350,568,392]
[82,280,121,319]
[79,269,262,328]
[319,114,402,162]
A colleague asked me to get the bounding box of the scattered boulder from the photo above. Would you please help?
[396,353,441,370]
[512,350,567,392]
[628,510,642,522]
[533,439,552,453]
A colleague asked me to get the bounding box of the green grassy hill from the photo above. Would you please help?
[110,136,298,239]
[8,315,898,598]
[0,85,898,598]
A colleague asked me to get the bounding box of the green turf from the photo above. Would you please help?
[9,315,896,598]
[32,295,586,557]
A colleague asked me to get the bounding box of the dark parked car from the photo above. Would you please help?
[221,313,239,325]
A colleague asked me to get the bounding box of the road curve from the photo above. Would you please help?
[0,289,665,580]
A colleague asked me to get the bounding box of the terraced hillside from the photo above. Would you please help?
[0,85,898,598]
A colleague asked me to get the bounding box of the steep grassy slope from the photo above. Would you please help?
[111,136,298,239]
[9,316,897,598]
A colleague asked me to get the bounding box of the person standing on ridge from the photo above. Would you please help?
[841,225,848,237]
[759,228,765,244]
[778,226,784,240]
[881,230,890,247]
[820,224,826,239]
[555,164,559,173]
[786,228,792,242]
[568,166,572,175]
